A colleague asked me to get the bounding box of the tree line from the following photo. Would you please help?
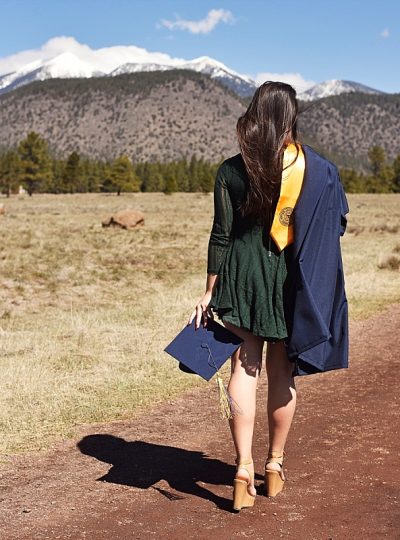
[0,132,220,196]
[340,146,400,193]
[0,131,399,196]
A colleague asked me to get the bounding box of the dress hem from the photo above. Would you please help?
[212,311,288,343]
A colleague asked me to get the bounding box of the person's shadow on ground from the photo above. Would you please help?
[77,434,263,511]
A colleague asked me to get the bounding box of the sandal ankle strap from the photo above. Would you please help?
[235,459,254,479]
[235,458,253,466]
[265,450,285,466]
[267,450,285,458]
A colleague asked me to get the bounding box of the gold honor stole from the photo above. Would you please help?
[270,143,305,251]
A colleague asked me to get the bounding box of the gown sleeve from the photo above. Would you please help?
[206,165,234,275]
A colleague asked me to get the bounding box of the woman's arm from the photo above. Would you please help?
[206,166,234,274]
[206,272,219,294]
[188,165,234,329]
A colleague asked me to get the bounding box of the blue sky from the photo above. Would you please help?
[0,0,398,92]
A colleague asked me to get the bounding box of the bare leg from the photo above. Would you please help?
[223,320,264,495]
[265,341,297,473]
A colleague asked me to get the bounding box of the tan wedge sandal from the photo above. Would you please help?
[264,450,286,497]
[233,459,256,511]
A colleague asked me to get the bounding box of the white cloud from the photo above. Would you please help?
[253,72,316,93]
[380,28,390,38]
[160,9,234,34]
[0,36,186,76]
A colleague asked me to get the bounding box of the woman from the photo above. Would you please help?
[188,81,349,511]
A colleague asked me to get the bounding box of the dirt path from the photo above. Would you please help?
[1,305,399,540]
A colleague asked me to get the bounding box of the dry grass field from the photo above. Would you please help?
[0,192,399,459]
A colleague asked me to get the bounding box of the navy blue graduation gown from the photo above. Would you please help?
[283,144,349,376]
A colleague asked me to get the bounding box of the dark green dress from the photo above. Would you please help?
[207,154,294,342]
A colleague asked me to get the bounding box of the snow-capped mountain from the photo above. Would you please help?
[0,51,256,97]
[0,38,386,100]
[180,56,256,97]
[0,52,105,94]
[111,56,256,97]
[298,79,384,101]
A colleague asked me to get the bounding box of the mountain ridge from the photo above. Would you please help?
[0,70,398,169]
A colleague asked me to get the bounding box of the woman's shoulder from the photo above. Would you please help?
[216,154,248,197]
[219,153,247,179]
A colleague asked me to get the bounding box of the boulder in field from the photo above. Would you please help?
[102,209,145,230]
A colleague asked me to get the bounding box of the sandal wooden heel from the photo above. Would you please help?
[265,450,286,497]
[233,460,256,511]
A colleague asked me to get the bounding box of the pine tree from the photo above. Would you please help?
[63,151,84,193]
[188,155,201,191]
[367,146,386,177]
[392,154,400,193]
[17,131,52,196]
[93,161,105,192]
[340,168,365,193]
[109,155,140,195]
[198,158,214,192]
[134,162,145,191]
[50,159,65,193]
[0,150,21,196]
[163,162,178,194]
[82,158,102,192]
[79,159,90,192]
[100,161,114,193]
[175,158,189,191]
[144,163,165,191]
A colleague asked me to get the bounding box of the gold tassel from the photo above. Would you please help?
[215,371,242,419]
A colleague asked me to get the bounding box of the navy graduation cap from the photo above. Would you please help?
[164,317,244,418]
[164,317,243,381]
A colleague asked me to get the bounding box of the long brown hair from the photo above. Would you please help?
[236,81,300,226]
